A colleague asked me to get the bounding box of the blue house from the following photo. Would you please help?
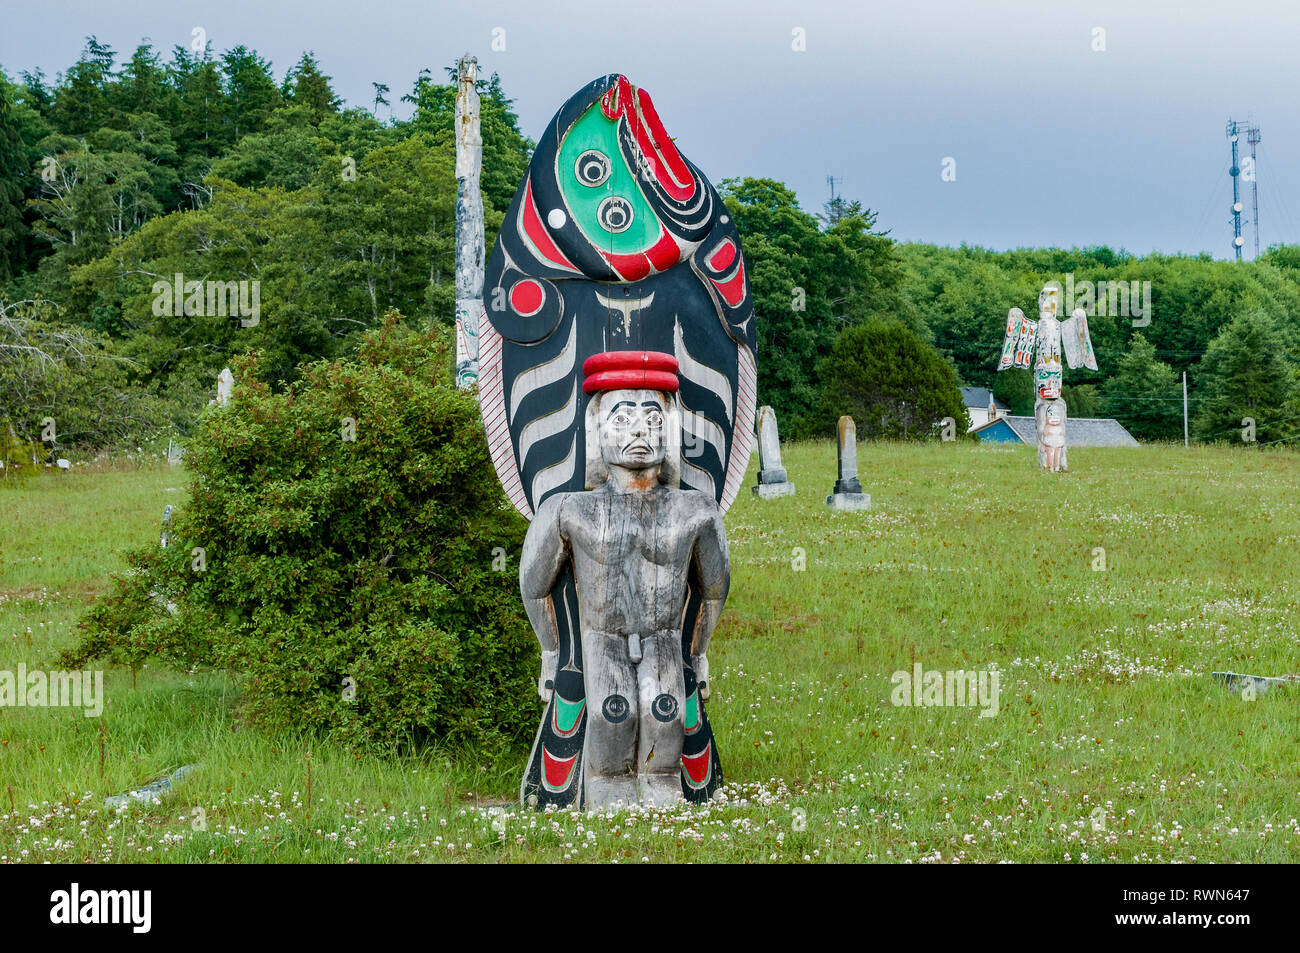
[973,416,1024,444]
[971,415,1140,447]
[961,387,1010,431]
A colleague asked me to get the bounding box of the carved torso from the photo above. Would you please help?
[556,484,718,635]
[1041,417,1066,447]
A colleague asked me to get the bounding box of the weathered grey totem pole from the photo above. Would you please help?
[996,284,1096,472]
[474,75,756,809]
[453,55,484,390]
[521,354,729,808]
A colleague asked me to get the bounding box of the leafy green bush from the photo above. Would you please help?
[0,426,43,482]
[0,297,186,454]
[814,319,970,439]
[66,317,536,752]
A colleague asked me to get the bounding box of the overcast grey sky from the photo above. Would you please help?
[3,0,1297,258]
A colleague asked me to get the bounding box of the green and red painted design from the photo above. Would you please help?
[490,75,750,809]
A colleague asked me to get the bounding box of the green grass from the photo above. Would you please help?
[1,442,1297,863]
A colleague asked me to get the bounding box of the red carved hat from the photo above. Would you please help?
[582,350,679,395]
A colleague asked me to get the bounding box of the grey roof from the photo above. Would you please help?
[981,415,1141,447]
[961,387,1009,410]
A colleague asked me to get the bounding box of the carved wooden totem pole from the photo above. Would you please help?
[996,284,1096,472]
[475,75,756,809]
[453,55,484,390]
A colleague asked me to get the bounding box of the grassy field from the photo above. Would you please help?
[1,441,1297,863]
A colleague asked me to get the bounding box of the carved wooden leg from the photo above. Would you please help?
[635,630,686,807]
[581,629,638,809]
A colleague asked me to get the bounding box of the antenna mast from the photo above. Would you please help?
[1226,119,1261,260]
[1248,123,1262,258]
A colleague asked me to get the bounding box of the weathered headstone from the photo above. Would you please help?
[160,504,173,548]
[104,763,200,809]
[826,416,870,511]
[1211,671,1298,696]
[751,406,795,498]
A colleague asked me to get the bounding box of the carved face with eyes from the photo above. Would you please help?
[555,85,663,263]
[596,389,667,471]
[1038,283,1062,319]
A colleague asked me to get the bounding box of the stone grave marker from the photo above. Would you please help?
[751,405,795,499]
[826,415,871,511]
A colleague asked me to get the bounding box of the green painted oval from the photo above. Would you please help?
[556,105,660,256]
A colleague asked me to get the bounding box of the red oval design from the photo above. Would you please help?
[510,279,545,317]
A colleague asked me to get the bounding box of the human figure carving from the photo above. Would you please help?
[1037,398,1068,472]
[519,351,729,809]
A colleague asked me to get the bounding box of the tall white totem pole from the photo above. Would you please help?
[996,284,1097,472]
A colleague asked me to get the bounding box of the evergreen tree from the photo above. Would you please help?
[51,37,115,135]
[371,81,389,116]
[222,46,279,139]
[1193,311,1300,445]
[113,44,164,118]
[19,69,54,116]
[721,178,904,435]
[817,319,969,440]
[0,77,29,279]
[1102,333,1183,441]
[404,68,530,214]
[283,53,338,125]
[208,109,321,191]
[821,198,909,330]
[720,177,828,432]
[1064,382,1101,419]
[28,140,112,265]
[177,57,229,156]
[820,194,850,228]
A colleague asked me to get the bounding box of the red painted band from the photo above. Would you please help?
[582,350,678,376]
[582,369,679,394]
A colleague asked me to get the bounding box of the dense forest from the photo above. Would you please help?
[2,37,1298,458]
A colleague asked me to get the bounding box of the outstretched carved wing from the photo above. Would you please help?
[997,307,1037,372]
[482,75,753,808]
[1061,308,1098,371]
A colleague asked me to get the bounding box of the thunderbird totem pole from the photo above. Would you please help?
[996,284,1096,472]
[475,75,756,810]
